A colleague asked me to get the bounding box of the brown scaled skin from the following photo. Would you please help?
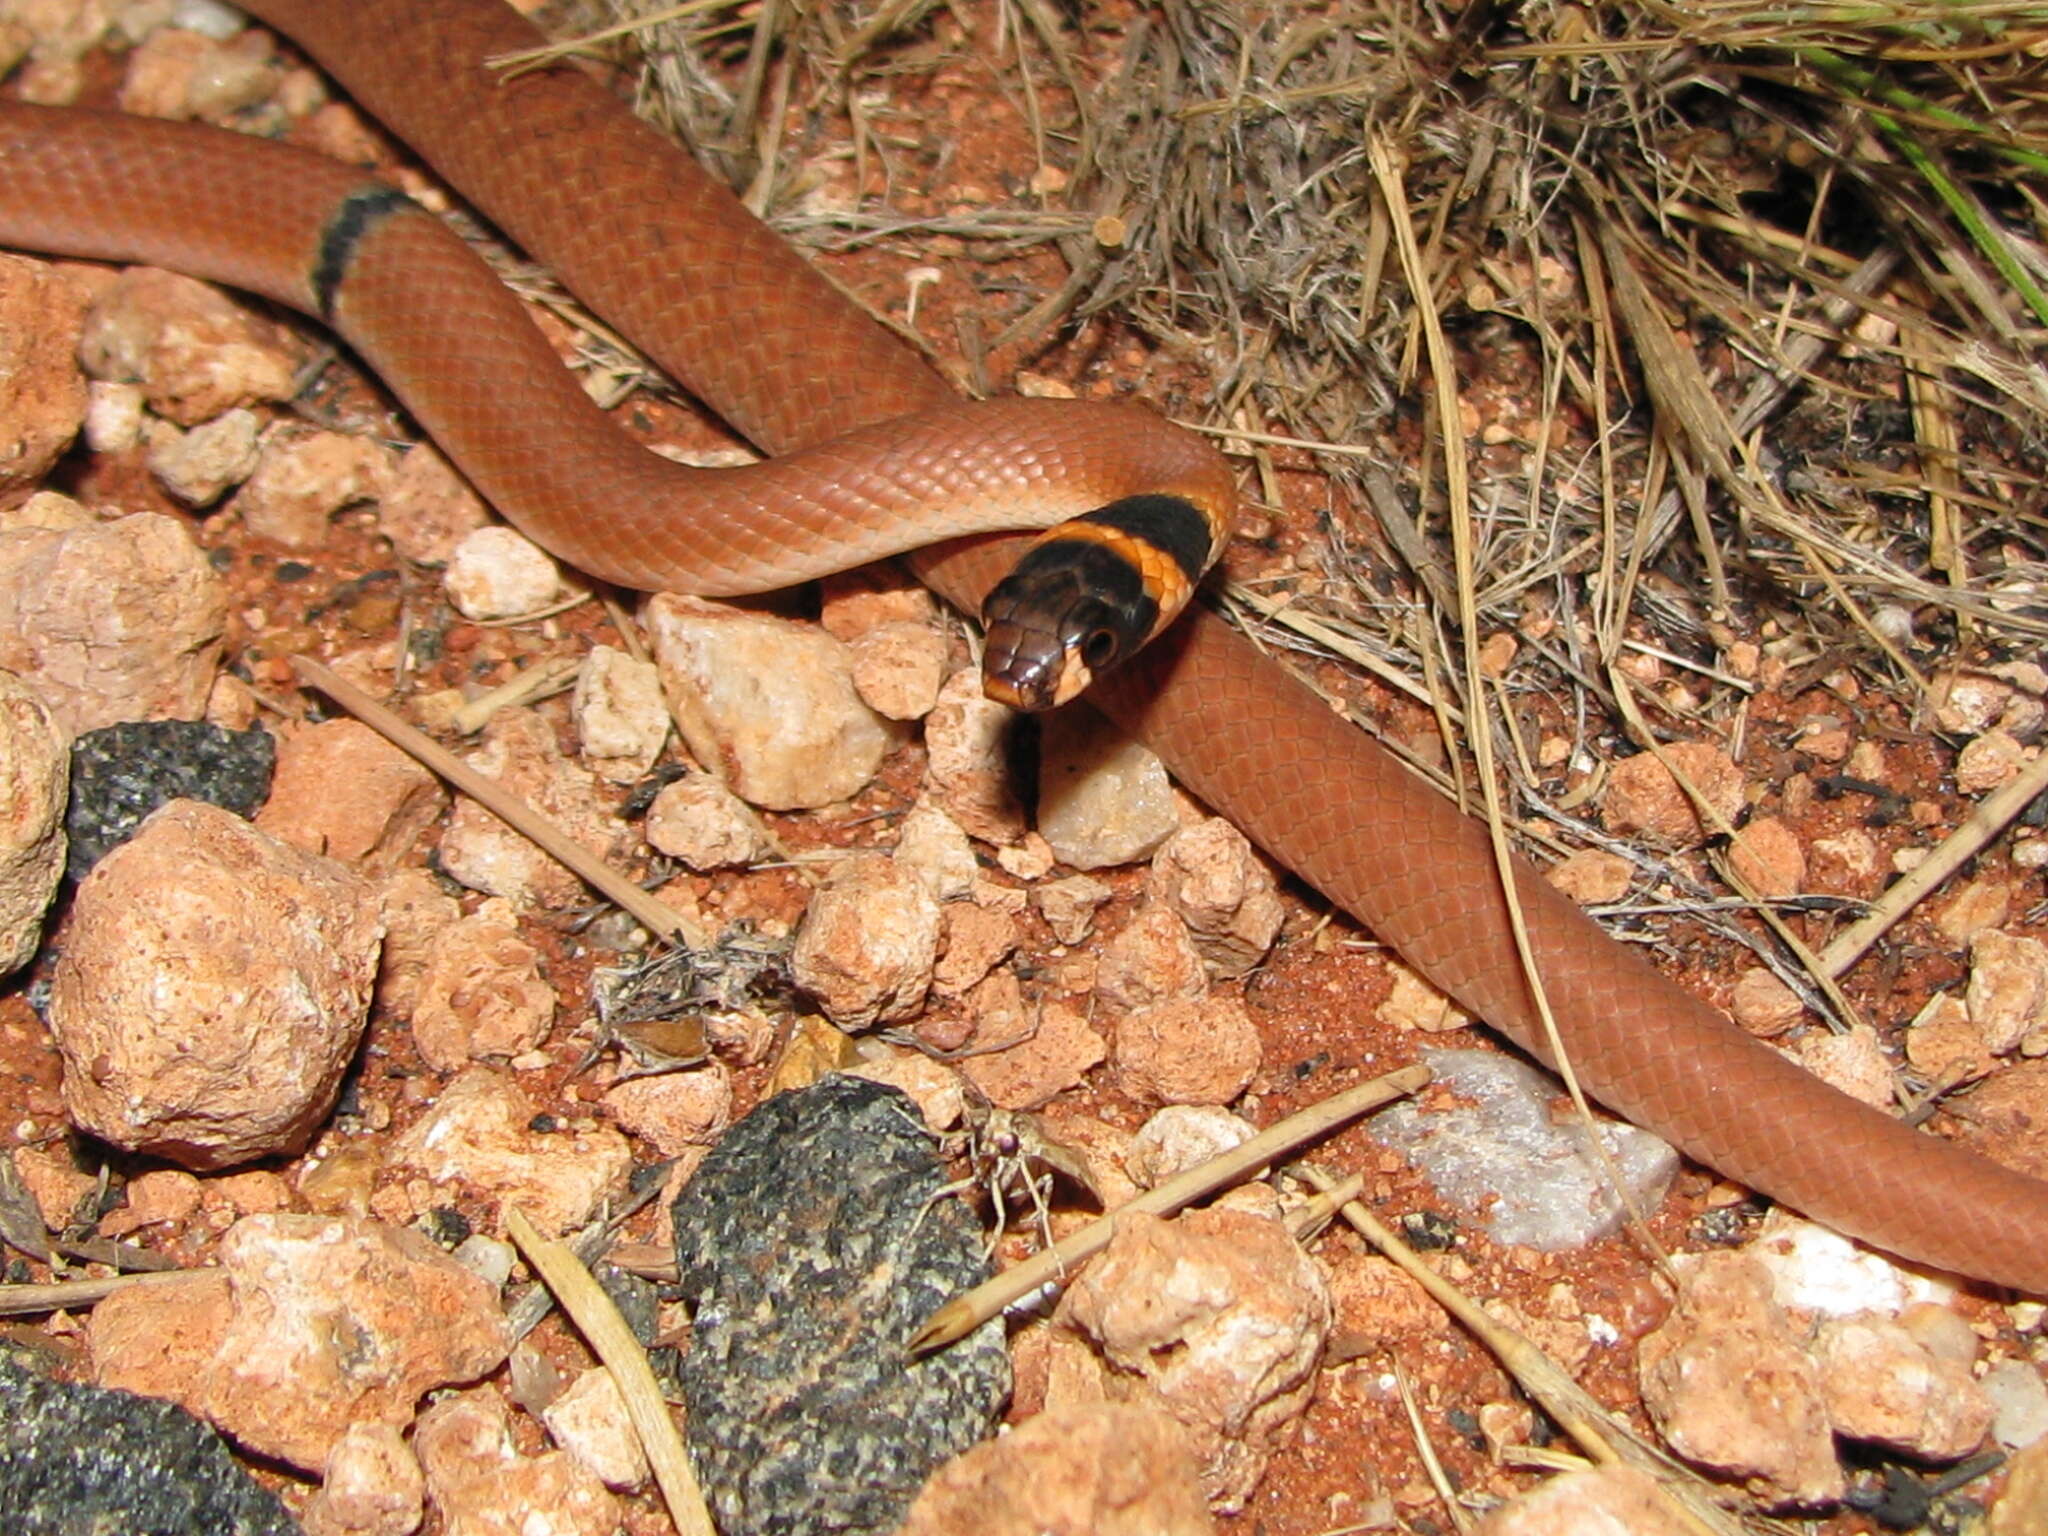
[5,0,2046,1293]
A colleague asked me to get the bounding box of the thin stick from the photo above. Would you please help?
[0,1268,200,1317]
[1395,1357,1475,1534]
[1818,743,2048,978]
[288,655,705,948]
[504,1207,715,1536]
[908,1064,1432,1355]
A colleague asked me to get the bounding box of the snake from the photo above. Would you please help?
[3,0,2045,1294]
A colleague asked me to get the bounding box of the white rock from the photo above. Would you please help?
[645,593,903,811]
[443,526,564,620]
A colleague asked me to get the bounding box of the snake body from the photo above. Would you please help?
[5,0,2047,1292]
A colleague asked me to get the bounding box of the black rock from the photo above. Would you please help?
[671,1075,1009,1536]
[66,720,277,881]
[0,1350,300,1536]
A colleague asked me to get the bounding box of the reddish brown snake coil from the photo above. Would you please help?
[4,0,2045,1292]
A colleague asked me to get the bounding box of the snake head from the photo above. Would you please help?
[981,566,1141,711]
[979,493,1213,711]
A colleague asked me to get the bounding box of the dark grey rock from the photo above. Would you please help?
[66,720,276,881]
[671,1074,1009,1536]
[0,1351,300,1536]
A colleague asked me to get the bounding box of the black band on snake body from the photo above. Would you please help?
[310,185,416,318]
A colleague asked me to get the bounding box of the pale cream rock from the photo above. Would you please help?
[845,1050,967,1132]
[257,716,447,872]
[1115,996,1261,1107]
[1127,1105,1258,1187]
[600,1064,732,1158]
[1958,728,2028,793]
[1377,957,1472,1033]
[994,831,1055,881]
[1785,1022,1893,1109]
[541,1367,648,1491]
[1544,847,1632,905]
[1730,967,1805,1035]
[1796,725,1852,764]
[643,773,769,871]
[1939,877,2016,948]
[1036,1107,1142,1210]
[414,1389,620,1536]
[0,487,92,532]
[50,801,380,1168]
[790,851,942,1028]
[571,645,668,783]
[1148,819,1283,979]
[145,407,261,505]
[4,0,115,103]
[894,801,979,901]
[1934,672,2012,735]
[389,1067,632,1234]
[958,998,1105,1112]
[0,511,226,735]
[1039,706,1176,869]
[409,900,556,1071]
[956,967,1037,1054]
[933,900,1019,996]
[1324,1253,1451,1344]
[1748,1210,1957,1318]
[1060,1208,1331,1512]
[79,267,298,424]
[83,378,144,451]
[1968,930,2048,1055]
[209,1167,293,1217]
[1472,1465,1696,1536]
[100,1166,202,1237]
[645,593,903,811]
[228,426,393,550]
[1993,1436,2048,1536]
[90,1213,510,1473]
[1476,1400,1538,1460]
[1484,1296,1593,1373]
[374,867,462,1018]
[379,444,491,566]
[1814,1312,1993,1461]
[1094,904,1207,1013]
[10,1144,95,1230]
[1600,742,1744,846]
[850,618,949,720]
[1808,827,1883,898]
[443,526,565,620]
[1035,872,1112,944]
[303,1422,425,1536]
[923,666,1027,843]
[0,254,88,497]
[1636,1252,1843,1506]
[1729,815,1806,898]
[896,1402,1213,1536]
[117,22,278,120]
[0,668,66,972]
[1982,1358,2048,1450]
[438,708,624,909]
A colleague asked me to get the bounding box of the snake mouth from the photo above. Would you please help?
[982,615,1108,711]
[980,557,1148,711]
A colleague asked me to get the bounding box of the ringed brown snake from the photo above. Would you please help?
[4,0,2045,1293]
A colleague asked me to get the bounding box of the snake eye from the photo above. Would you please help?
[1083,629,1119,667]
